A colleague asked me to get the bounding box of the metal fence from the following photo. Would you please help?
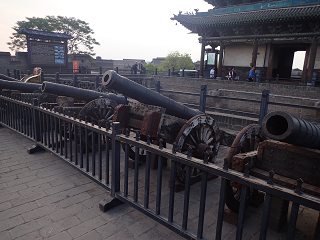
[1,93,320,240]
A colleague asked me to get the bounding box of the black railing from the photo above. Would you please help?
[1,93,320,240]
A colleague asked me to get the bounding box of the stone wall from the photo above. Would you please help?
[153,75,320,124]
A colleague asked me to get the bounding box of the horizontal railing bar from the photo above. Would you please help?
[115,134,320,211]
[268,101,320,110]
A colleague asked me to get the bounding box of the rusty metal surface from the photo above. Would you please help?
[140,111,162,138]
[257,139,320,188]
[56,96,75,107]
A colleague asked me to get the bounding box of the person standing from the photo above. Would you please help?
[210,66,216,79]
[228,67,235,80]
[132,61,138,74]
[248,65,255,82]
[138,60,144,74]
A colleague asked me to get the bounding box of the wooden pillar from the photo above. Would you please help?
[266,44,274,80]
[199,42,206,77]
[218,41,224,76]
[307,37,318,82]
[301,46,310,83]
[251,40,259,67]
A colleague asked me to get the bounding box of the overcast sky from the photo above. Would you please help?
[0,0,304,68]
[0,0,213,62]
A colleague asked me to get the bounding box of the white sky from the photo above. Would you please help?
[0,0,212,62]
[0,0,304,69]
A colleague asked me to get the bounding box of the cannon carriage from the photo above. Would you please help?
[39,70,234,182]
[224,110,320,235]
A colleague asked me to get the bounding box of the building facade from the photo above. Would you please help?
[171,0,320,82]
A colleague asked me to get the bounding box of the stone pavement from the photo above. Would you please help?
[0,127,184,240]
[0,126,318,240]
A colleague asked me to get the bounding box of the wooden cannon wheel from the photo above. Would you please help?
[77,98,118,151]
[225,124,267,213]
[174,114,220,183]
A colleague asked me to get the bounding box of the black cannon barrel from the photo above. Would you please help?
[41,81,127,104]
[0,79,41,93]
[102,70,201,120]
[262,111,320,149]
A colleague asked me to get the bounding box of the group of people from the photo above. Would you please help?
[209,65,256,82]
[132,61,145,74]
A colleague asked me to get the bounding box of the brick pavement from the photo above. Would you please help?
[0,126,318,240]
[0,127,184,240]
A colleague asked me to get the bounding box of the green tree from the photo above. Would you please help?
[159,51,195,72]
[143,62,157,75]
[7,16,100,56]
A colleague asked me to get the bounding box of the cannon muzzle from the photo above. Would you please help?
[262,111,320,149]
[102,70,201,120]
[41,81,127,104]
[0,79,41,93]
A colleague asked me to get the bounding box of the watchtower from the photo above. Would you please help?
[172,0,320,82]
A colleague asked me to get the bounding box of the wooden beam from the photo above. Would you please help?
[307,37,318,82]
[199,42,205,77]
[218,41,224,76]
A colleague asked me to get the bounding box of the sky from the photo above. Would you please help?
[0,0,212,63]
[0,0,304,68]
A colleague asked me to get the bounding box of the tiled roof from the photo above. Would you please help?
[18,28,73,39]
[172,5,320,27]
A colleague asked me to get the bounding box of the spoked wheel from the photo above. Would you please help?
[77,98,118,152]
[225,124,267,212]
[174,114,220,183]
[121,131,151,163]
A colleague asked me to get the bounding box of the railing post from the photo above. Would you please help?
[73,74,78,87]
[197,70,200,78]
[116,67,118,73]
[33,98,41,142]
[168,69,171,76]
[14,69,17,79]
[7,69,10,77]
[95,75,100,89]
[17,70,21,80]
[199,84,207,113]
[275,74,279,84]
[99,66,102,75]
[312,72,317,87]
[111,122,121,197]
[155,81,161,93]
[55,72,60,84]
[182,68,185,77]
[41,71,44,83]
[259,89,270,125]
[155,68,158,75]
[304,75,308,86]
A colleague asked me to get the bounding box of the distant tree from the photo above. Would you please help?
[7,16,100,56]
[159,51,195,72]
[292,68,302,71]
[143,62,158,75]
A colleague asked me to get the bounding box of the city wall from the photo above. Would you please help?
[153,76,320,127]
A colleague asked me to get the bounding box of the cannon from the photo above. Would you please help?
[39,71,231,182]
[225,111,320,234]
[99,70,234,181]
